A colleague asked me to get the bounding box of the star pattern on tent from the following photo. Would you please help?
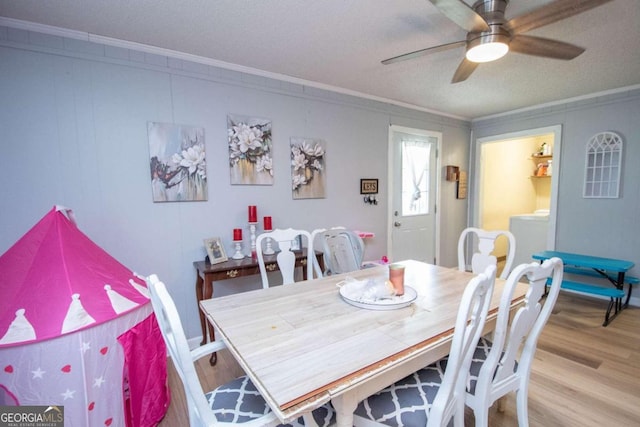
[31,367,45,379]
[61,389,76,400]
[81,341,91,353]
[93,376,106,387]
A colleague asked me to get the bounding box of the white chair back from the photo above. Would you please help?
[321,229,364,275]
[427,264,497,426]
[310,226,346,278]
[353,265,497,427]
[146,275,223,426]
[458,227,516,279]
[465,258,564,427]
[256,228,313,288]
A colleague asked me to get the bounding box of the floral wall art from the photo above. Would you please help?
[290,137,326,199]
[148,122,207,202]
[227,114,273,185]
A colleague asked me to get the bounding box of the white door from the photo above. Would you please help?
[389,127,440,264]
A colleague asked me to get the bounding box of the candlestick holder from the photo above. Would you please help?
[249,222,258,259]
[263,234,275,255]
[231,239,245,260]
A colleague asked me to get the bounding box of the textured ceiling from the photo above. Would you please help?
[1,0,639,119]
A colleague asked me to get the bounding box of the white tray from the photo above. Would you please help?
[339,285,417,310]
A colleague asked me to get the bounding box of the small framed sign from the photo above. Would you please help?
[360,178,378,194]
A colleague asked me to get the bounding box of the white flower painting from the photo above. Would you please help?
[148,122,207,202]
[227,114,273,185]
[290,137,326,199]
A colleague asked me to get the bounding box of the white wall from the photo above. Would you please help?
[0,25,471,340]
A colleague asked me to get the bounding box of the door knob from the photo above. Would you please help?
[394,221,401,227]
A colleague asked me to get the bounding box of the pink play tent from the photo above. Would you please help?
[0,206,169,426]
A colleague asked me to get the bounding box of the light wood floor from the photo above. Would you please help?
[159,292,640,426]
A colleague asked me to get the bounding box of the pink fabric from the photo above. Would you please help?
[118,313,170,427]
[0,207,149,347]
[0,304,153,427]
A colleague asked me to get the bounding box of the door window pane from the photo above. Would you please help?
[401,139,431,216]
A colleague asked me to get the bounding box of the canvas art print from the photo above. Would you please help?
[228,114,273,185]
[148,122,207,202]
[291,137,326,199]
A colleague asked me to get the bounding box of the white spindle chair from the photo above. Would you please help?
[320,229,364,276]
[465,257,564,427]
[256,228,313,288]
[352,265,497,427]
[458,227,516,279]
[145,274,335,426]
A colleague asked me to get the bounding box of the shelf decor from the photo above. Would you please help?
[228,114,273,185]
[148,122,207,202]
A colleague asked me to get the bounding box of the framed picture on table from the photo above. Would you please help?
[204,237,228,264]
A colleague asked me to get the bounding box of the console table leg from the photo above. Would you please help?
[195,271,217,365]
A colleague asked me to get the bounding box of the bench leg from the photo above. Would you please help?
[624,283,633,308]
[603,297,624,327]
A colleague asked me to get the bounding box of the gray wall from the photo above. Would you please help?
[471,89,640,280]
[0,25,470,340]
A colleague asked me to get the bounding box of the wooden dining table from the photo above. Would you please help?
[200,260,528,427]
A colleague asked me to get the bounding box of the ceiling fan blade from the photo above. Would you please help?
[506,0,614,35]
[429,0,490,32]
[510,35,585,59]
[382,40,465,65]
[451,58,479,83]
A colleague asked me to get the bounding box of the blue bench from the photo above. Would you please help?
[549,267,639,326]
[534,250,636,326]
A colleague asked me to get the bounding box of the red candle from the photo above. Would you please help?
[264,216,272,231]
[248,205,257,223]
[233,228,242,241]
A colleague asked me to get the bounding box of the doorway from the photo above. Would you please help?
[472,125,561,262]
[388,125,442,264]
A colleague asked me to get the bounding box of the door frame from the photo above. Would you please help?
[387,125,442,263]
[471,125,562,251]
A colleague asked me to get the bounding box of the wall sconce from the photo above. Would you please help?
[446,165,460,181]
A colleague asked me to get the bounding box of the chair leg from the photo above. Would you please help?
[473,405,490,427]
[302,412,319,427]
[516,388,530,427]
[453,401,465,427]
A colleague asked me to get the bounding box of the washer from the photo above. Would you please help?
[509,212,549,267]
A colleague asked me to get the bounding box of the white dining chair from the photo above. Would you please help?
[310,226,345,278]
[146,274,334,426]
[256,228,313,288]
[464,257,564,427]
[319,229,364,276]
[458,227,516,279]
[353,265,497,427]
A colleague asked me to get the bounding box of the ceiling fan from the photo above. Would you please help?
[382,0,613,83]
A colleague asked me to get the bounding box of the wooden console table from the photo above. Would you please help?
[194,251,323,365]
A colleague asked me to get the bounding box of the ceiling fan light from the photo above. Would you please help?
[466,41,509,63]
